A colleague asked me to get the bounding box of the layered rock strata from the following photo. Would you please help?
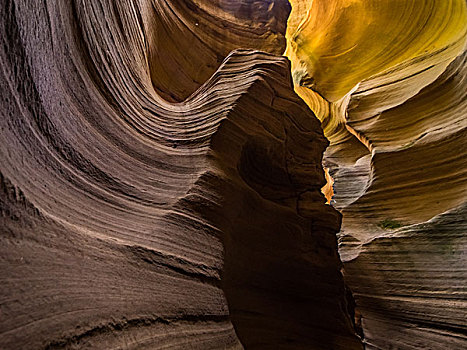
[0,0,362,349]
[286,0,467,349]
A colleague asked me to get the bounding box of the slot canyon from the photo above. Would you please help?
[0,0,465,349]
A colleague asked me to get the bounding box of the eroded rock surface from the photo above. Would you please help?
[286,0,467,349]
[0,0,362,349]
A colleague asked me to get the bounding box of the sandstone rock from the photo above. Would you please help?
[0,0,361,349]
[286,1,467,348]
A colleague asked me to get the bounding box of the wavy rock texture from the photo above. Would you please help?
[287,0,467,349]
[0,0,363,349]
[286,0,467,102]
[145,0,291,101]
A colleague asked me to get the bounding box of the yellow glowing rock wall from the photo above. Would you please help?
[287,1,467,348]
[287,0,467,101]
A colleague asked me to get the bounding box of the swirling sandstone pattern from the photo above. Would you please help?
[0,0,362,349]
[145,0,290,101]
[287,0,467,349]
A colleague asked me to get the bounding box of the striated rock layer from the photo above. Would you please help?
[0,0,362,349]
[286,0,467,349]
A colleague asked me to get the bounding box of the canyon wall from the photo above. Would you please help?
[286,0,467,349]
[2,0,465,348]
[0,0,362,349]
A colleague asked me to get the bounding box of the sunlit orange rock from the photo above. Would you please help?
[286,1,467,348]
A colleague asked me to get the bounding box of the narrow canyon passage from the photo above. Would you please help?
[1,0,466,349]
